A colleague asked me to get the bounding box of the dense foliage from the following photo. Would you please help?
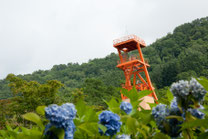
[0,77,207,139]
[0,74,63,128]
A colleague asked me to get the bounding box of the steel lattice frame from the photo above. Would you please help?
[113,35,158,101]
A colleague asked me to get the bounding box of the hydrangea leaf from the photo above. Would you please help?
[121,88,152,103]
[75,99,87,118]
[166,89,174,102]
[98,124,107,133]
[153,132,170,139]
[199,108,208,115]
[198,131,208,139]
[126,116,139,134]
[148,103,157,109]
[137,127,147,138]
[78,123,98,136]
[180,119,208,130]
[137,90,153,100]
[22,112,43,129]
[103,97,121,114]
[139,111,153,125]
[83,108,98,122]
[36,106,46,116]
[197,77,208,91]
[121,87,139,102]
[19,127,42,139]
[5,125,12,131]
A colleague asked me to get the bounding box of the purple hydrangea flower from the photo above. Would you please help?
[99,111,122,136]
[120,101,132,114]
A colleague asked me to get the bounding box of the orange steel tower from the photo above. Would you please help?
[113,35,158,101]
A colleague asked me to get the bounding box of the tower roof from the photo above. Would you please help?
[113,35,146,52]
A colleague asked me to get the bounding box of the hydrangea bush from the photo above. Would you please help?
[152,78,207,138]
[0,77,207,139]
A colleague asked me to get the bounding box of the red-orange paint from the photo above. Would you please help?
[113,35,158,101]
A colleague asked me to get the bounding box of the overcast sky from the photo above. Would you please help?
[0,0,207,79]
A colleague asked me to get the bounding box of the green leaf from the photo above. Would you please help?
[103,97,120,113]
[36,106,46,116]
[0,130,8,138]
[20,127,30,135]
[121,88,152,102]
[153,132,170,139]
[6,124,12,131]
[121,88,152,111]
[137,127,147,138]
[141,112,153,124]
[98,124,107,133]
[148,103,157,109]
[83,108,98,122]
[196,77,208,91]
[137,90,153,100]
[181,119,208,130]
[166,89,174,102]
[125,116,139,134]
[22,112,43,128]
[199,108,208,115]
[76,99,87,118]
[78,123,98,136]
[198,132,208,139]
[14,127,20,132]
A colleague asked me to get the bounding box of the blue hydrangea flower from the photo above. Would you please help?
[170,80,189,98]
[189,78,207,102]
[169,104,183,137]
[152,104,170,134]
[116,134,131,139]
[170,97,184,115]
[44,103,77,139]
[120,101,132,114]
[152,104,169,124]
[152,103,183,137]
[170,97,178,108]
[45,103,77,129]
[170,79,207,103]
[99,111,122,136]
[64,120,76,139]
[188,108,205,119]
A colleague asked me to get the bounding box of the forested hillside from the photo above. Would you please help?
[0,16,208,100]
